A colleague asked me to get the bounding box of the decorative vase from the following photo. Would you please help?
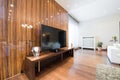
[32,51,40,57]
[97,47,102,52]
[31,47,40,57]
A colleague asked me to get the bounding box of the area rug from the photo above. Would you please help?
[96,64,120,80]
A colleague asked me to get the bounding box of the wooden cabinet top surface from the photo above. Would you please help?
[26,52,57,62]
[26,47,73,62]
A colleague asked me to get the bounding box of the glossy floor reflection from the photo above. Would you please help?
[8,49,120,80]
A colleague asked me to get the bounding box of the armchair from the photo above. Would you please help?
[107,45,120,64]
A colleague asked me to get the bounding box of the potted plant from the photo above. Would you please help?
[97,41,103,51]
[112,36,117,42]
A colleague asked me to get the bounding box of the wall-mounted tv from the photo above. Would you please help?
[41,24,66,52]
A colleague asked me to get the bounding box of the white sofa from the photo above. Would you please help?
[107,45,120,64]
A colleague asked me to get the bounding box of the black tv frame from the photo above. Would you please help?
[40,24,66,52]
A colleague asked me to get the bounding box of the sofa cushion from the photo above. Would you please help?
[113,44,120,49]
[107,46,120,64]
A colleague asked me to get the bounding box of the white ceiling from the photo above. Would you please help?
[55,0,120,22]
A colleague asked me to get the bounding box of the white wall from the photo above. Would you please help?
[68,16,79,48]
[79,14,120,49]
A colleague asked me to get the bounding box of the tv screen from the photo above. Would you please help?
[41,24,66,52]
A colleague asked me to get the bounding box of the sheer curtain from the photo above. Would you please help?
[68,15,79,48]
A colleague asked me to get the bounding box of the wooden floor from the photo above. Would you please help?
[8,49,120,80]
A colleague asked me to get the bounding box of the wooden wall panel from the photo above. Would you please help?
[16,0,21,74]
[0,0,8,79]
[0,0,4,79]
[0,0,3,79]
[0,0,68,79]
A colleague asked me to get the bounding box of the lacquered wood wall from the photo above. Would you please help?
[0,0,68,79]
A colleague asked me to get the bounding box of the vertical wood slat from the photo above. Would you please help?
[3,0,8,78]
[0,0,8,79]
[26,0,31,56]
[0,0,68,79]
[36,0,40,46]
[32,0,36,46]
[7,0,11,78]
[49,0,52,27]
[0,0,4,79]
[16,0,20,73]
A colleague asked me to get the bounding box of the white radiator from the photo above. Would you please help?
[82,37,96,50]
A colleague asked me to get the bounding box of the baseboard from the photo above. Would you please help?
[82,48,95,50]
[80,47,107,51]
[102,49,107,51]
[74,47,81,50]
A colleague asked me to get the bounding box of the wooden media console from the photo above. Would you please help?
[24,47,74,80]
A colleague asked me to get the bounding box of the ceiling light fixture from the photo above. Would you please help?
[9,10,12,12]
[10,4,14,7]
[8,13,11,15]
[42,20,44,23]
[29,25,33,28]
[46,18,48,21]
[47,0,49,3]
[21,24,33,29]
[51,16,53,18]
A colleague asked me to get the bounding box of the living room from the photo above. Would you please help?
[0,0,120,80]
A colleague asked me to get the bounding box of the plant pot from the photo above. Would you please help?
[97,47,102,51]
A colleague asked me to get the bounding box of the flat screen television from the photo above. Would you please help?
[41,24,66,52]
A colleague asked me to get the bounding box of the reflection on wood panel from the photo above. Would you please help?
[0,0,68,79]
